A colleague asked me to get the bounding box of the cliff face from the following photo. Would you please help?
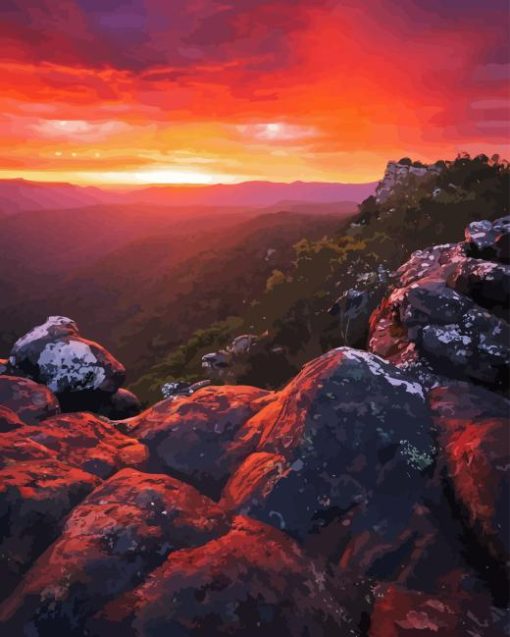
[0,217,508,636]
[375,159,443,203]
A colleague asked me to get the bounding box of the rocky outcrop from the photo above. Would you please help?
[429,382,510,574]
[201,333,263,381]
[120,385,273,498]
[0,459,100,600]
[160,379,211,400]
[0,219,508,635]
[4,316,141,419]
[465,216,510,264]
[375,159,442,203]
[369,584,506,637]
[369,217,510,392]
[329,266,391,346]
[222,349,434,559]
[0,375,60,424]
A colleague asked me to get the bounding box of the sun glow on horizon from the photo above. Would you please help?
[0,167,258,186]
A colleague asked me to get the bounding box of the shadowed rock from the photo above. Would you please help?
[0,375,60,424]
[0,459,100,601]
[121,385,274,498]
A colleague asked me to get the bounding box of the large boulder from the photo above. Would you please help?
[222,348,438,579]
[0,375,60,424]
[94,517,369,637]
[429,383,510,572]
[0,459,100,601]
[465,215,510,263]
[370,583,506,637]
[0,406,25,432]
[8,315,126,400]
[329,267,391,347]
[1,412,148,479]
[122,385,274,498]
[369,224,510,392]
[95,388,142,420]
[0,469,230,635]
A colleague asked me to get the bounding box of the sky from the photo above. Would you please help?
[0,0,508,185]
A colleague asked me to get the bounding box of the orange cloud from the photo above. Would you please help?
[0,0,507,184]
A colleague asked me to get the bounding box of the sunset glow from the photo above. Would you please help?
[0,1,508,185]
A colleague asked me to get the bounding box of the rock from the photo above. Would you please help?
[448,258,510,321]
[201,349,231,371]
[9,315,126,397]
[0,375,60,424]
[329,274,390,347]
[369,229,510,392]
[123,385,274,498]
[228,334,259,355]
[0,469,230,634]
[375,160,442,204]
[94,517,368,637]
[0,359,7,374]
[370,584,506,637]
[429,383,510,568]
[3,412,148,479]
[96,388,142,420]
[0,429,57,468]
[222,348,436,575]
[465,215,510,263]
[0,459,100,602]
[160,379,211,400]
[0,406,25,432]
[419,307,509,389]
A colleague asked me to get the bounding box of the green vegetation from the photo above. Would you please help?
[131,153,510,402]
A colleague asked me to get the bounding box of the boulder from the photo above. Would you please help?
[123,385,274,498]
[0,375,60,424]
[0,406,25,432]
[369,225,510,392]
[94,517,369,637]
[0,459,100,601]
[0,469,230,634]
[370,584,506,637]
[465,215,510,263]
[96,388,142,420]
[429,383,510,568]
[201,349,231,372]
[0,429,57,468]
[329,268,390,346]
[160,379,211,400]
[2,412,148,479]
[448,258,510,319]
[222,348,437,576]
[9,316,126,397]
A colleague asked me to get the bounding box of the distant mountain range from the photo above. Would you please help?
[0,178,377,214]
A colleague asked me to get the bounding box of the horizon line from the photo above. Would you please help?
[0,176,380,190]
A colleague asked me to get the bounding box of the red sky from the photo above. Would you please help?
[0,0,508,185]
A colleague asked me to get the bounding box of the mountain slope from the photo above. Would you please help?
[0,205,356,380]
[132,153,510,402]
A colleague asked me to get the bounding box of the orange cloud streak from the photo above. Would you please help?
[0,1,508,184]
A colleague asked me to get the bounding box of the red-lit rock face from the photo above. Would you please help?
[368,222,510,392]
[369,584,505,637]
[0,459,100,600]
[0,375,60,424]
[0,405,25,432]
[7,412,149,479]
[121,385,274,498]
[429,383,510,564]
[95,516,371,637]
